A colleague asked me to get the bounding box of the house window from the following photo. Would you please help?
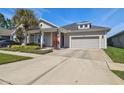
[102,35,104,39]
[79,24,89,29]
[80,25,83,28]
[84,24,88,28]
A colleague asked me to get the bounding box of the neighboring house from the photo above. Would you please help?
[0,27,14,39]
[10,19,110,49]
[108,31,124,48]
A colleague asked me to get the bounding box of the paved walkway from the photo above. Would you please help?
[0,49,123,85]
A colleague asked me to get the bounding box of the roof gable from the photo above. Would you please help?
[39,18,58,28]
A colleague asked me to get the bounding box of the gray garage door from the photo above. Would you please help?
[71,36,99,48]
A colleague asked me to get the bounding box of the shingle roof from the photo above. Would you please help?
[0,27,14,36]
[110,30,124,38]
[61,22,111,32]
[77,21,91,25]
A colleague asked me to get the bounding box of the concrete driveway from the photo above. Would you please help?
[0,49,123,85]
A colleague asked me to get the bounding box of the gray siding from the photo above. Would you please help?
[44,32,52,47]
[110,34,124,48]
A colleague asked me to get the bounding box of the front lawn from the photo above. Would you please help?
[0,53,32,65]
[111,70,124,80]
[104,46,124,63]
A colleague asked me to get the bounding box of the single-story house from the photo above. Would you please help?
[0,27,13,39]
[108,31,124,48]
[10,18,110,49]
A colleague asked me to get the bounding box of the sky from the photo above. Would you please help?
[0,8,124,37]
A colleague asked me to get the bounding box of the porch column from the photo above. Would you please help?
[10,34,13,40]
[27,34,30,44]
[57,29,61,49]
[40,32,44,48]
[22,32,27,45]
[13,34,16,41]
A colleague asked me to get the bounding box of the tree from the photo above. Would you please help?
[12,9,38,45]
[0,13,13,28]
[0,13,6,27]
[12,9,38,30]
[6,18,12,28]
[15,27,25,44]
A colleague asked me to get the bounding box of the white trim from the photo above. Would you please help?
[99,35,102,48]
[69,35,101,48]
[78,24,90,29]
[27,34,30,44]
[40,18,59,28]
[104,35,107,49]
[40,32,44,48]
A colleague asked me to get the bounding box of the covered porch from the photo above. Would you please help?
[27,28,64,48]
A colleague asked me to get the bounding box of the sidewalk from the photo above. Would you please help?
[101,49,124,71]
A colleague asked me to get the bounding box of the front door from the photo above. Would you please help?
[61,33,64,48]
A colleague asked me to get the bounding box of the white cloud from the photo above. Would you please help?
[101,8,119,23]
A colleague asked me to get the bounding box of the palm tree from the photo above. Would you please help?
[12,9,38,45]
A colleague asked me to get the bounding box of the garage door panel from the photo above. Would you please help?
[71,36,99,48]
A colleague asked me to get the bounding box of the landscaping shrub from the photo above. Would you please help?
[19,49,53,54]
[0,48,19,51]
[11,45,40,49]
[23,45,40,49]
[11,45,23,49]
[27,43,40,46]
[0,47,53,54]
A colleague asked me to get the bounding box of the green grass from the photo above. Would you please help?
[112,70,124,80]
[104,46,124,63]
[0,53,32,65]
